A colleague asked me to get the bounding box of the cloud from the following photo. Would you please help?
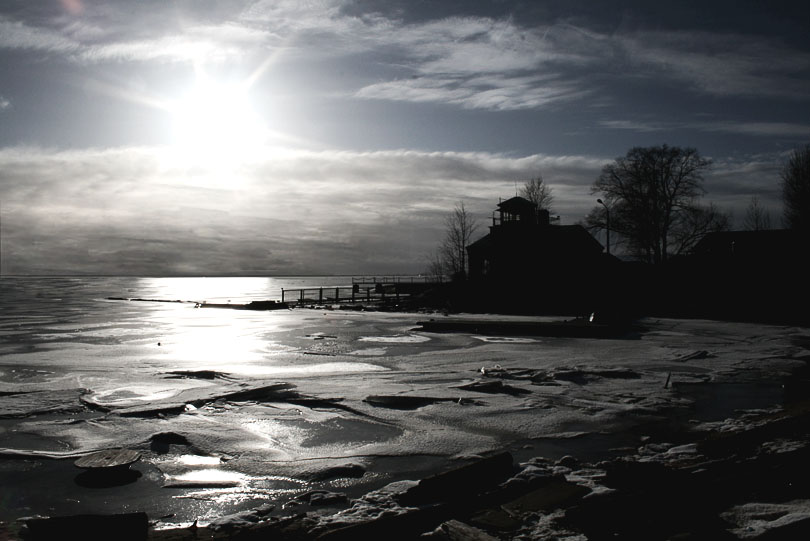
[1,143,789,273]
[621,30,810,100]
[0,15,79,54]
[3,3,808,114]
[357,73,589,111]
[0,95,9,110]
[597,120,667,132]
[352,18,600,110]
[0,145,606,275]
[697,121,810,138]
[599,118,810,139]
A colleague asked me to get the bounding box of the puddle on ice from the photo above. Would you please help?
[177,455,222,466]
[92,387,178,404]
[169,474,307,506]
[473,336,539,344]
[212,362,388,376]
[348,348,388,356]
[358,334,430,343]
[166,469,245,487]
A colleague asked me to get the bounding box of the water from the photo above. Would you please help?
[0,275,414,523]
[0,275,348,354]
[0,275,372,396]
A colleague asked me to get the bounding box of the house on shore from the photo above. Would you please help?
[465,196,609,314]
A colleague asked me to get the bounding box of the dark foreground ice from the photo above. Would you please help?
[2,302,809,538]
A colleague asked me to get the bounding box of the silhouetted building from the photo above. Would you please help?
[467,197,603,281]
[662,228,810,324]
[690,229,804,263]
[466,197,607,314]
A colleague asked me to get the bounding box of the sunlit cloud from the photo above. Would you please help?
[3,5,809,111]
[0,145,607,275]
[78,24,272,63]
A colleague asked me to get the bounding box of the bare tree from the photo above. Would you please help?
[781,144,810,233]
[519,175,554,212]
[587,145,723,264]
[440,201,478,280]
[743,196,772,231]
[670,203,731,255]
[424,248,446,282]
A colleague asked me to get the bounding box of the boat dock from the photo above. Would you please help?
[281,275,443,306]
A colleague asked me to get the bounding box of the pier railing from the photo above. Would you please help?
[282,277,443,306]
[281,285,402,305]
[351,275,444,284]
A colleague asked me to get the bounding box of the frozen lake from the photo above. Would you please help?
[1,277,807,530]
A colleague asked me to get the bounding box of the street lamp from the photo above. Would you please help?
[597,199,610,255]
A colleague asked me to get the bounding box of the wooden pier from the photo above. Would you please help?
[281,276,443,306]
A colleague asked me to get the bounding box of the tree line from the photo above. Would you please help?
[430,143,810,276]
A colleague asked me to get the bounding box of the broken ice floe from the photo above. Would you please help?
[473,336,538,344]
[721,500,810,539]
[358,334,430,343]
[0,388,88,418]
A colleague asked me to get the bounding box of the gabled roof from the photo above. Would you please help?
[467,224,602,256]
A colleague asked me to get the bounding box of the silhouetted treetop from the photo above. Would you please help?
[587,145,727,264]
[440,201,478,281]
[743,196,772,231]
[519,175,554,213]
[781,144,810,234]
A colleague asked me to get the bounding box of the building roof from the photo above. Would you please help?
[496,196,536,214]
[467,224,602,256]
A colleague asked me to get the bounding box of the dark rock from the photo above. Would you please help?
[310,463,366,481]
[423,519,499,540]
[396,452,515,507]
[500,479,590,515]
[555,455,579,469]
[149,432,197,454]
[469,508,523,532]
[456,380,530,395]
[243,300,289,310]
[315,506,447,541]
[363,395,456,410]
[164,370,230,380]
[150,432,192,445]
[219,382,299,403]
[23,512,148,541]
[295,490,348,506]
[207,504,275,531]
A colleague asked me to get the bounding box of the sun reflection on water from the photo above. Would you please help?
[137,277,276,304]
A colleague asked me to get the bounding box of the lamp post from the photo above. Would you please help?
[597,198,610,255]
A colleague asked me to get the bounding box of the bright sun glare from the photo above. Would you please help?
[169,75,267,170]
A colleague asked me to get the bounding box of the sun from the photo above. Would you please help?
[169,75,267,170]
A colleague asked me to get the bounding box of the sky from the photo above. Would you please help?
[1,0,809,276]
